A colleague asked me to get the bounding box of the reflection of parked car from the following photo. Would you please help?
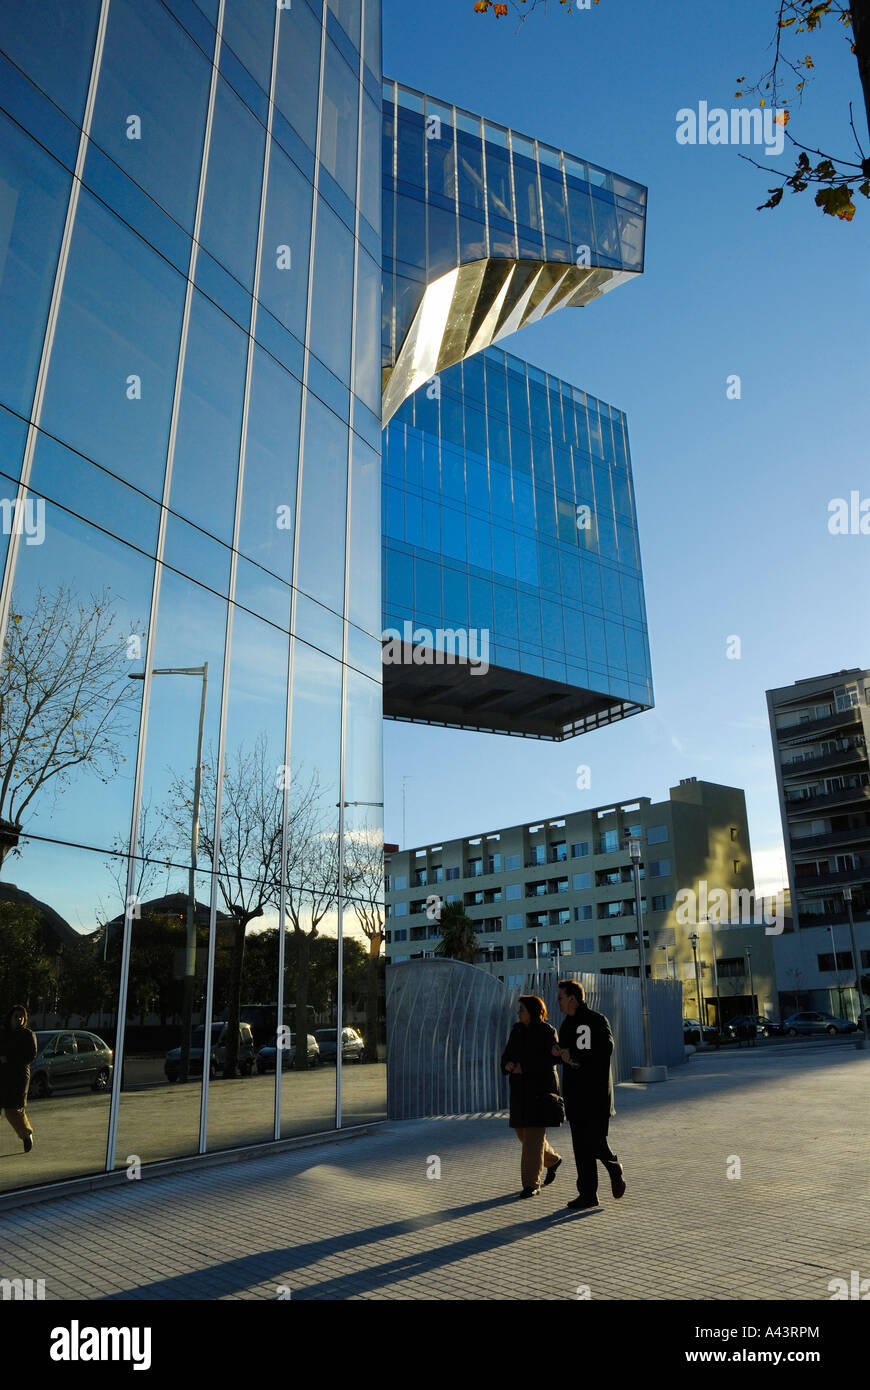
[782,1011,857,1037]
[164,1023,255,1081]
[725,1015,784,1039]
[30,1031,114,1098]
[314,1028,365,1064]
[683,1019,717,1044]
[255,1033,319,1073]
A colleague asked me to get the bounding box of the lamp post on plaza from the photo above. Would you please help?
[628,837,666,1082]
[658,944,672,980]
[705,916,723,1036]
[745,945,755,1017]
[843,888,868,1048]
[129,664,208,1084]
[689,931,704,1031]
[827,923,846,1020]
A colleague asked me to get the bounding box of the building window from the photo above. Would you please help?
[467,857,483,876]
[575,904,593,921]
[393,929,408,942]
[506,883,522,900]
[647,825,668,844]
[505,853,521,871]
[572,872,591,891]
[574,937,594,954]
[412,868,428,887]
[431,866,444,882]
[717,957,745,979]
[730,827,738,841]
[446,866,460,880]
[487,853,502,873]
[393,902,407,916]
[530,845,546,866]
[385,930,392,944]
[598,829,619,854]
[551,841,567,862]
[651,893,672,912]
[571,841,590,858]
[410,926,426,941]
[733,860,741,875]
[648,859,670,878]
[506,914,523,930]
[384,874,391,891]
[507,944,524,960]
[393,875,407,890]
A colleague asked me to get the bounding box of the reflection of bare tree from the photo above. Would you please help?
[167,733,282,1077]
[343,819,384,1063]
[283,771,340,1070]
[0,586,139,866]
[98,799,171,938]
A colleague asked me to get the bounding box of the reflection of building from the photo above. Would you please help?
[385,779,775,1028]
[767,668,870,1018]
[0,0,385,1196]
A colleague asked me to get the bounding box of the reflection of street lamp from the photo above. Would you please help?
[843,888,868,1048]
[704,916,723,1035]
[482,942,495,975]
[129,664,208,1083]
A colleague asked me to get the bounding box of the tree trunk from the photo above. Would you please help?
[223,918,247,1078]
[364,947,380,1063]
[294,930,311,1071]
[852,1,870,141]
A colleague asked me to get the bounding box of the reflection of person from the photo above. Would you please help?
[500,995,563,1198]
[0,1005,37,1153]
[553,979,624,1211]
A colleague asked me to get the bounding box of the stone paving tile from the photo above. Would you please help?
[0,1045,867,1300]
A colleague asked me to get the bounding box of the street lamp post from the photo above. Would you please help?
[658,944,672,980]
[628,838,666,1082]
[129,664,208,1084]
[827,923,846,1019]
[706,916,723,1035]
[745,945,755,1016]
[843,888,868,1048]
[689,931,703,1030]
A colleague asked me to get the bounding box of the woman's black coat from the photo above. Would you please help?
[0,1026,38,1109]
[500,1020,563,1128]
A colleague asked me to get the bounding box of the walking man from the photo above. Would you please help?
[553,979,625,1210]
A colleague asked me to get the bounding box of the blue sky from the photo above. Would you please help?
[382,0,870,892]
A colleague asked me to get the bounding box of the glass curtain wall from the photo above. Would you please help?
[0,0,384,1195]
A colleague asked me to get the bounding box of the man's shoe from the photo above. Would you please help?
[609,1161,626,1199]
[23,1133,33,1154]
[520,1186,540,1199]
[566,1195,599,1211]
[542,1159,562,1187]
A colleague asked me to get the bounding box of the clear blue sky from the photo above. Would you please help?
[383,0,870,893]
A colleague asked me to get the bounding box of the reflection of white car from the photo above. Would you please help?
[255,1033,320,1073]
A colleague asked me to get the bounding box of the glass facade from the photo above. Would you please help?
[0,0,384,1196]
[383,347,652,738]
[381,79,647,422]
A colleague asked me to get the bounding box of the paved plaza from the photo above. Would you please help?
[1,1042,868,1301]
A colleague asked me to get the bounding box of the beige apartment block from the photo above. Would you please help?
[385,778,777,1027]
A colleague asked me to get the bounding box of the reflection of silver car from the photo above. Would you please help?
[256,1033,320,1073]
[30,1031,114,1098]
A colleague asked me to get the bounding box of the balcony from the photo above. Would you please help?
[776,707,862,744]
[781,744,867,776]
[785,785,870,815]
[789,823,870,851]
[794,865,870,889]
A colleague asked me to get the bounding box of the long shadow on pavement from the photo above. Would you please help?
[103,1193,600,1300]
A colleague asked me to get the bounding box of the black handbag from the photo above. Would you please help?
[539,1091,565,1125]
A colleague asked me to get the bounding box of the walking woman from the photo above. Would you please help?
[501,995,564,1197]
[0,1005,37,1153]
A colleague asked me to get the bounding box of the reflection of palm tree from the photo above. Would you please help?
[434,902,479,964]
[0,585,139,866]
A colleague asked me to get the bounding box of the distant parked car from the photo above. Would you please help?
[314,1028,364,1064]
[782,1011,858,1037]
[255,1032,320,1074]
[164,1023,255,1082]
[725,1014,784,1039]
[683,1019,717,1044]
[30,1031,113,1098]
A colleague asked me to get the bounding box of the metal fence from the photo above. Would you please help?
[386,959,684,1120]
